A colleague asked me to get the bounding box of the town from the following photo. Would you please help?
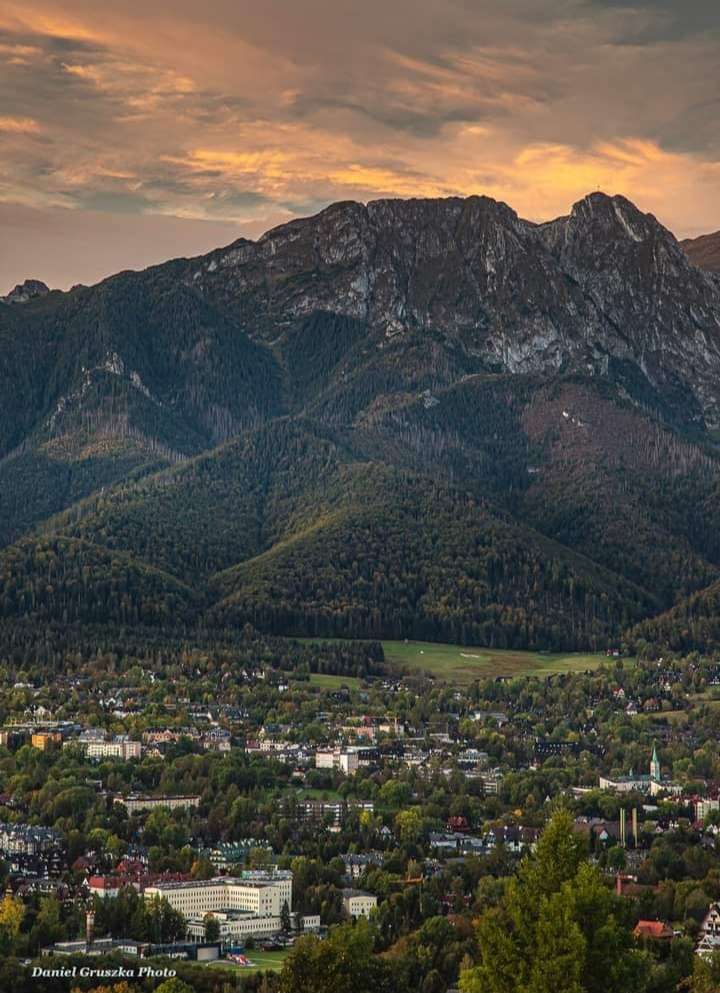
[0,633,719,991]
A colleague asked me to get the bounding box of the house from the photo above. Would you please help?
[697,904,720,958]
[342,888,377,919]
[341,852,384,880]
[633,920,673,941]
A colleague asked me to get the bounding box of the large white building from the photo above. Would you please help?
[145,872,292,920]
[113,794,200,814]
[186,911,320,942]
[83,737,142,760]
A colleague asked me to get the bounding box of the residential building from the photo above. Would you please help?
[342,888,377,919]
[31,732,62,751]
[297,798,374,829]
[633,920,673,941]
[697,904,720,958]
[0,822,62,857]
[696,797,720,822]
[71,735,142,760]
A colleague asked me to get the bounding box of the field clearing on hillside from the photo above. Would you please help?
[382,640,622,682]
[297,637,626,684]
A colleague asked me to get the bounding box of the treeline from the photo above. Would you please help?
[628,577,720,655]
[0,619,385,682]
[0,538,200,627]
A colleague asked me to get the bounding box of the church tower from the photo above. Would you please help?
[650,743,660,782]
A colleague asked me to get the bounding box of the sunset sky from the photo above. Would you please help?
[1,0,719,292]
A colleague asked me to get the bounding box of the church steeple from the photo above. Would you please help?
[650,743,660,781]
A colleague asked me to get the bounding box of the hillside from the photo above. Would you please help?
[0,419,650,650]
[682,231,720,274]
[3,191,720,657]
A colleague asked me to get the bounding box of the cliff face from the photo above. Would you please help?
[185,191,720,427]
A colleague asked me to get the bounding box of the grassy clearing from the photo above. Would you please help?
[293,787,343,801]
[298,636,626,685]
[209,948,290,972]
[381,640,622,684]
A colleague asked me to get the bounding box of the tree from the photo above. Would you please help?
[278,920,402,993]
[29,894,64,953]
[688,951,720,993]
[154,981,195,993]
[281,899,292,933]
[204,912,220,942]
[527,891,584,993]
[606,845,627,872]
[460,810,649,993]
[0,891,24,953]
[395,808,423,846]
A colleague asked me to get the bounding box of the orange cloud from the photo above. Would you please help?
[0,115,40,133]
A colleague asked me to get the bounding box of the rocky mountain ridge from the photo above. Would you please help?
[1,278,50,304]
[184,191,720,428]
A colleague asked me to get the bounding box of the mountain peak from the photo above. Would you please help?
[2,278,50,304]
[567,190,663,243]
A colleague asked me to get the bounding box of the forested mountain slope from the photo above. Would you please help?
[2,191,720,654]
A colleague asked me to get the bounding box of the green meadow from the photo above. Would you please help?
[381,640,621,683]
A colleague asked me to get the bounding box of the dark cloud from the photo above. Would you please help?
[586,0,720,41]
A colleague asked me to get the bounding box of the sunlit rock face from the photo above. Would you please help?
[187,191,720,427]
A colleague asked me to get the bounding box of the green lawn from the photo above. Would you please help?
[210,947,290,972]
[293,787,343,801]
[382,640,623,684]
[297,636,626,685]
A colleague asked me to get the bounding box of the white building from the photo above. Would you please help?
[145,875,291,920]
[239,869,293,910]
[113,794,200,814]
[82,737,142,760]
[342,889,377,919]
[696,797,720,822]
[315,747,361,775]
[187,911,319,942]
[599,746,683,797]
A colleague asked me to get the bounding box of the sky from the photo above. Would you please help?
[1,0,719,292]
